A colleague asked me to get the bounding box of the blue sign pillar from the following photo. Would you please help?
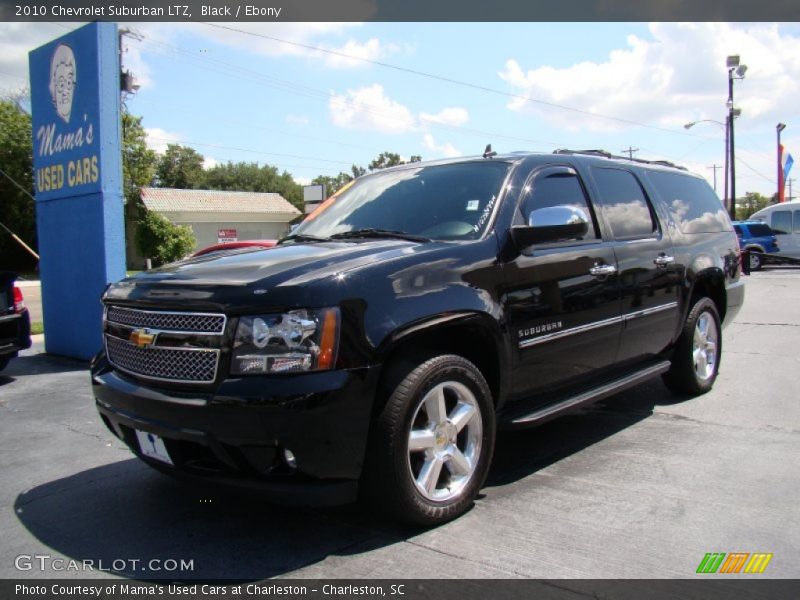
[29,23,125,360]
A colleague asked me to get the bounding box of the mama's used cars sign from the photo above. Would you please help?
[29,24,105,199]
[28,22,125,360]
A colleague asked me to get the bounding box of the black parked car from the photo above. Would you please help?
[92,150,744,525]
[0,273,32,372]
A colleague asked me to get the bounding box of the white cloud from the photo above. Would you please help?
[203,156,218,169]
[422,133,462,158]
[286,114,310,126]
[330,84,416,134]
[294,176,312,186]
[120,35,153,90]
[497,23,800,133]
[145,127,182,154]
[323,38,387,69]
[419,107,469,127]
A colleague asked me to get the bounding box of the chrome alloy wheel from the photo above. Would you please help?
[406,381,483,502]
[693,311,719,382]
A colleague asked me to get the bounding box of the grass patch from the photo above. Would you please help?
[30,321,44,335]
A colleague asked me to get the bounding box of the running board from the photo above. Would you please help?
[503,361,671,428]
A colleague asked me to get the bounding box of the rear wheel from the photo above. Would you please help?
[748,251,762,271]
[663,297,721,395]
[362,354,495,526]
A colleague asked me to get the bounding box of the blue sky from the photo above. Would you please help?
[2,21,800,197]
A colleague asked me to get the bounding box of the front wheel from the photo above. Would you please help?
[362,355,495,526]
[748,251,762,271]
[663,297,721,395]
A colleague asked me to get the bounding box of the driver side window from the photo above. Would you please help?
[519,171,599,241]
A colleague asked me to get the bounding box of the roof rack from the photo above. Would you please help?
[553,149,687,171]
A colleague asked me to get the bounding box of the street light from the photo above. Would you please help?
[727,55,747,220]
[777,123,787,202]
[685,113,739,206]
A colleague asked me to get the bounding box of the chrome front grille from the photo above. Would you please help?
[106,306,226,334]
[105,306,225,383]
[105,336,219,383]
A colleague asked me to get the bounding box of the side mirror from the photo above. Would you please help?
[510,205,590,249]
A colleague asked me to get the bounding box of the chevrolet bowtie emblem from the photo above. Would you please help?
[129,329,156,348]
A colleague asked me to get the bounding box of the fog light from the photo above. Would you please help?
[283,448,297,469]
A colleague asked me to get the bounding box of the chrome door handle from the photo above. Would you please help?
[654,255,675,267]
[589,264,617,277]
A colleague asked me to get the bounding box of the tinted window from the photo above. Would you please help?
[591,168,655,239]
[647,171,728,233]
[733,225,743,235]
[521,172,597,241]
[747,223,773,237]
[293,162,511,241]
[794,211,800,233]
[772,211,792,234]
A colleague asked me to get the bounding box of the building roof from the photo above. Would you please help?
[140,187,301,216]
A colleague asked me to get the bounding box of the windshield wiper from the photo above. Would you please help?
[329,229,431,243]
[277,233,330,245]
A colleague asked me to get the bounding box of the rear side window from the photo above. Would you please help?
[772,211,792,234]
[590,168,656,239]
[795,211,800,233]
[648,171,729,233]
[747,223,773,237]
[733,225,743,236]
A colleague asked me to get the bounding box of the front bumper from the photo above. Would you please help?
[91,353,379,506]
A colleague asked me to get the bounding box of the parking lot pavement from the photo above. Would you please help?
[0,269,798,581]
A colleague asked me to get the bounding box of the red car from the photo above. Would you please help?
[191,240,277,258]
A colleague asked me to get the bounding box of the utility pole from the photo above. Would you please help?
[621,146,639,159]
[789,178,794,202]
[707,164,721,193]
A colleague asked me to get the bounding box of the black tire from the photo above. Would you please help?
[662,297,722,395]
[362,354,495,526]
[0,355,10,372]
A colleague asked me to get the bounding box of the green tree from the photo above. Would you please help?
[134,210,195,266]
[735,192,771,220]
[121,110,157,206]
[203,161,303,211]
[0,99,35,270]
[311,172,353,196]
[367,152,422,171]
[156,144,205,189]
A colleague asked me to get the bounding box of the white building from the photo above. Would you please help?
[128,187,301,267]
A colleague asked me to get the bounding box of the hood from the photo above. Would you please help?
[104,240,440,310]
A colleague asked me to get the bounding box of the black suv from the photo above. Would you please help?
[92,150,744,525]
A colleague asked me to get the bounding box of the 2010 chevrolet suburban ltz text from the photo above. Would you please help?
[91,150,745,525]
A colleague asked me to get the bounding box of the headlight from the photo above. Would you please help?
[231,308,340,375]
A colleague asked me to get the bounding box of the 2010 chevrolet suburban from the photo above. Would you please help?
[91,150,745,525]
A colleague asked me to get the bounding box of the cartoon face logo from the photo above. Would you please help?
[49,43,76,123]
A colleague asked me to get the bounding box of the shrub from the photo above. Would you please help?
[135,210,195,266]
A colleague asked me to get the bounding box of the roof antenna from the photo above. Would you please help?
[483,144,497,159]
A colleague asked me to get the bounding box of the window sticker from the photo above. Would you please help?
[466,199,480,211]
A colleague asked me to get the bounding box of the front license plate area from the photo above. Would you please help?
[135,430,174,465]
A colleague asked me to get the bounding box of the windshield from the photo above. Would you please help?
[291,161,511,241]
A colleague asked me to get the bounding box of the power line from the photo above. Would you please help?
[202,22,702,138]
[146,136,353,166]
[134,34,566,149]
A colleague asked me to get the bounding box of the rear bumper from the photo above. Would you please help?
[91,353,379,506]
[0,309,31,358]
[723,279,745,328]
